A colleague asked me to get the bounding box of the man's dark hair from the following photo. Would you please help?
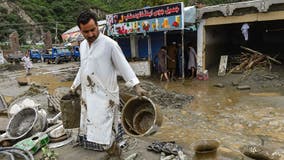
[77,10,98,28]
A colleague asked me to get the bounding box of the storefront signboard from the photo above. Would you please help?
[106,2,184,36]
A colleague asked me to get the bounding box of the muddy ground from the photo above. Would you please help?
[0,61,284,160]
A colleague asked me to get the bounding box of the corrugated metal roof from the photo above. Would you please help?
[62,20,107,35]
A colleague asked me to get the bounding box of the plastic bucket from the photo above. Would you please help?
[60,93,81,129]
[121,96,163,137]
[6,107,47,140]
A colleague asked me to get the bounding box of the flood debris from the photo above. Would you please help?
[17,77,28,86]
[120,81,194,109]
[240,144,281,160]
[227,64,284,91]
[0,63,24,71]
[124,152,138,160]
[0,95,7,112]
[213,83,225,88]
[47,94,61,112]
[192,139,220,154]
[229,46,282,74]
[0,117,9,133]
[26,84,43,96]
[48,136,73,149]
[0,146,34,160]
[159,150,188,160]
[14,132,49,154]
[6,107,47,139]
[122,96,162,137]
[8,98,40,118]
[48,125,66,139]
[261,74,279,80]
[60,92,81,129]
[232,81,239,86]
[237,85,251,90]
[147,141,182,156]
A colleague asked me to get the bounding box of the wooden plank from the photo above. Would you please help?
[228,59,250,74]
[47,95,61,111]
[218,55,228,76]
[51,96,60,105]
[241,46,282,64]
[0,95,7,111]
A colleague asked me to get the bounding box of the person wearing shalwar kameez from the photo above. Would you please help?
[21,51,33,75]
[70,10,147,158]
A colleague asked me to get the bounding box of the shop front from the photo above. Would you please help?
[106,2,187,76]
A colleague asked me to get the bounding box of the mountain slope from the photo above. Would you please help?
[0,0,248,44]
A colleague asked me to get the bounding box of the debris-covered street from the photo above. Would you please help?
[1,0,284,159]
[0,60,284,160]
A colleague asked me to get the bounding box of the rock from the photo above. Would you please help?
[49,125,66,139]
[16,77,28,86]
[240,145,281,160]
[124,153,138,160]
[237,85,251,90]
[232,81,239,86]
[213,83,224,88]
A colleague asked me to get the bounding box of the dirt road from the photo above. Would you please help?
[0,62,284,160]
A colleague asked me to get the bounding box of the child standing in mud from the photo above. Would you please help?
[21,50,33,76]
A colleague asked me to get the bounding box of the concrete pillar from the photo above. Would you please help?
[197,19,206,74]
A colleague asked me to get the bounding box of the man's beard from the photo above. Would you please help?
[87,36,96,43]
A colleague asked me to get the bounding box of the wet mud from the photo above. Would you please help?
[0,62,284,159]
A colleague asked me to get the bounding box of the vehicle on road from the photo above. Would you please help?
[72,46,80,61]
[42,47,72,64]
[29,49,42,63]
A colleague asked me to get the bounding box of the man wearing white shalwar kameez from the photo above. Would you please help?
[21,51,33,75]
[70,10,147,157]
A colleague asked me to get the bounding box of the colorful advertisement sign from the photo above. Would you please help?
[106,2,184,36]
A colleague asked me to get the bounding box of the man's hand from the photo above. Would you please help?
[134,84,148,97]
[69,86,77,95]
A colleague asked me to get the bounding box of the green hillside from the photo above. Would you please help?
[0,0,247,44]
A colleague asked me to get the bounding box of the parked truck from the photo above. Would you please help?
[42,47,72,64]
[72,46,80,61]
[29,49,42,63]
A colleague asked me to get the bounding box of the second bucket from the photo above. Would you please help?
[121,96,163,137]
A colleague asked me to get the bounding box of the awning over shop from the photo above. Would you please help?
[61,20,106,42]
[184,6,196,24]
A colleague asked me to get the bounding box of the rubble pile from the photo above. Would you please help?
[120,81,194,109]
[223,47,284,90]
[229,46,282,74]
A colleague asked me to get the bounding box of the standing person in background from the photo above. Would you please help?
[155,46,174,82]
[21,50,32,76]
[167,41,177,81]
[176,43,183,79]
[187,43,197,79]
[70,10,147,159]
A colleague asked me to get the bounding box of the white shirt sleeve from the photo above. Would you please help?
[71,67,81,90]
[110,42,139,88]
